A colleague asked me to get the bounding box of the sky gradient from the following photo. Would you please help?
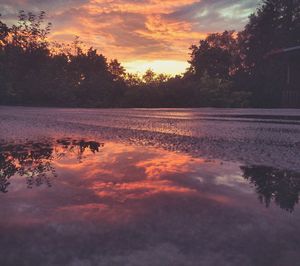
[0,0,260,74]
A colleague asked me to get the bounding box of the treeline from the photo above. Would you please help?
[0,0,299,108]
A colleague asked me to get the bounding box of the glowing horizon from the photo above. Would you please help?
[123,60,189,76]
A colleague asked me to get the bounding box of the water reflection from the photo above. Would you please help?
[1,138,300,265]
[241,165,300,212]
[0,138,103,193]
[1,138,300,214]
[1,138,300,213]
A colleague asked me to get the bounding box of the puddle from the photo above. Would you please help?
[1,137,300,265]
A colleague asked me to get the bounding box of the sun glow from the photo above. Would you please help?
[123,60,189,76]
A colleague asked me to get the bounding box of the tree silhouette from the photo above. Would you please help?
[0,139,103,193]
[241,165,300,212]
[0,1,299,108]
[238,0,300,107]
[189,31,240,80]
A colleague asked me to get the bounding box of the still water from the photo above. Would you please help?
[0,107,300,266]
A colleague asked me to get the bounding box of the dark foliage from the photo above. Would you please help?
[0,11,125,107]
[0,0,299,108]
[241,165,300,212]
[186,0,300,107]
[238,0,300,107]
[0,138,103,193]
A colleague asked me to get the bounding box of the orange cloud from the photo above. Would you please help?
[1,0,259,74]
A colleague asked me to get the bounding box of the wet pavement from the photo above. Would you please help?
[0,107,300,266]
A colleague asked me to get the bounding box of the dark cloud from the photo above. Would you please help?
[167,0,260,32]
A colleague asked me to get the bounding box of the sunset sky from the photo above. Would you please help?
[0,0,260,75]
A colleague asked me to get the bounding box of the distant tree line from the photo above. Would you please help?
[0,0,299,108]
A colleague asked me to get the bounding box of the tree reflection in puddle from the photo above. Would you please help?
[241,165,300,212]
[0,138,103,193]
[1,138,300,214]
